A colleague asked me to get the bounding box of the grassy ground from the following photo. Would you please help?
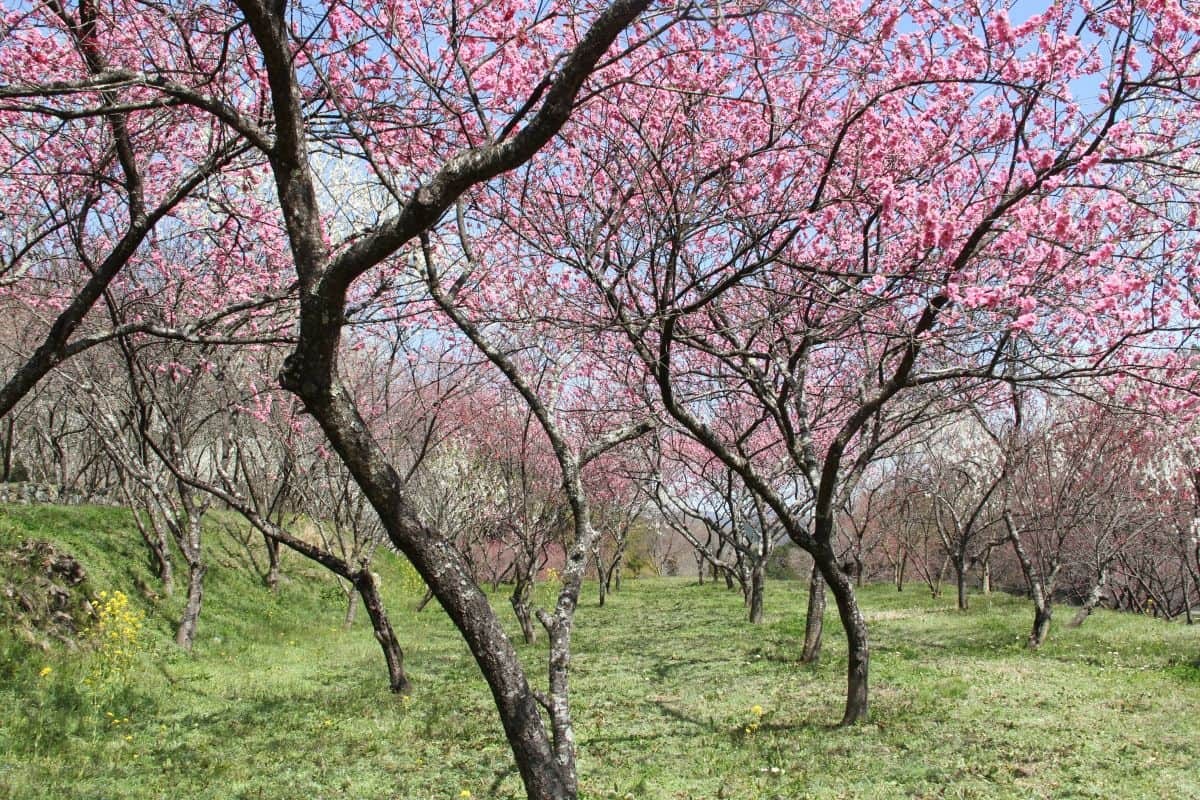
[2,504,1198,800]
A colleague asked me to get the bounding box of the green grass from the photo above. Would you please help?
[2,504,1199,799]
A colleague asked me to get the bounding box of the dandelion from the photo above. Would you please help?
[459,791,472,798]
[38,666,52,678]
[751,704,764,716]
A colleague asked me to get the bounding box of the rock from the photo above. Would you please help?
[0,539,95,646]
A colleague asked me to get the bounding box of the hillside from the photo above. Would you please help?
[2,504,1198,799]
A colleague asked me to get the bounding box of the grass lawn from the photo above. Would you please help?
[2,503,1198,799]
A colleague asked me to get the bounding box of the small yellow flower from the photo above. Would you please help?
[459,791,472,798]
[751,704,764,716]
[123,735,133,742]
[38,666,52,678]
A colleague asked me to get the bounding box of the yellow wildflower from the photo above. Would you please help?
[751,704,764,716]
[459,792,472,798]
[38,666,52,678]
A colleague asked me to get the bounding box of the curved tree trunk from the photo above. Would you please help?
[801,562,825,664]
[121,484,174,595]
[511,575,538,645]
[1068,568,1108,628]
[138,512,174,595]
[814,550,868,724]
[416,587,435,612]
[1006,513,1052,649]
[355,569,411,694]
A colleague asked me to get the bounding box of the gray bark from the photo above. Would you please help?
[801,563,825,664]
[1068,569,1108,628]
[176,560,205,650]
[748,561,765,624]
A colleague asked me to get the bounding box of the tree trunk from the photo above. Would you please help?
[355,569,411,694]
[1181,540,1199,625]
[511,578,537,645]
[930,555,948,598]
[894,552,907,591]
[151,538,174,596]
[416,587,435,612]
[815,551,868,725]
[748,561,765,624]
[136,511,174,595]
[596,552,608,607]
[122,488,174,596]
[981,556,991,595]
[1068,568,1108,628]
[344,585,359,628]
[955,557,968,611]
[1030,603,1052,648]
[1,416,13,482]
[173,497,207,650]
[1006,513,1051,649]
[282,334,576,800]
[264,533,281,592]
[801,563,825,664]
[175,559,205,651]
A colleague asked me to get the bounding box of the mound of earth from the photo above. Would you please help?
[0,539,95,649]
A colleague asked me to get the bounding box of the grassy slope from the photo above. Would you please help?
[1,504,1198,800]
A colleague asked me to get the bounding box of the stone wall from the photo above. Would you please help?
[0,482,120,507]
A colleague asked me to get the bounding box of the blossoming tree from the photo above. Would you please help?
[3,0,1200,797]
